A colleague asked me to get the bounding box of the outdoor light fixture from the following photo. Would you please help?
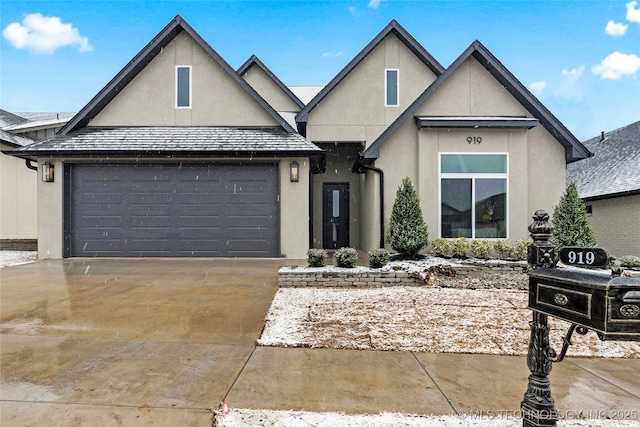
[290,161,299,182]
[42,162,54,182]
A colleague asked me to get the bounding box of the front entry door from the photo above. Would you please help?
[323,183,349,249]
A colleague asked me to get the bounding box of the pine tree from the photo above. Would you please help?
[551,181,597,249]
[386,177,429,257]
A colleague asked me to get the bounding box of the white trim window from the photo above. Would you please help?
[176,65,192,108]
[385,69,399,107]
[439,153,508,239]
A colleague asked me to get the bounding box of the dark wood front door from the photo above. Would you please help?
[323,183,349,249]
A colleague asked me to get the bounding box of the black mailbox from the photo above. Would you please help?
[529,268,640,341]
[521,210,640,427]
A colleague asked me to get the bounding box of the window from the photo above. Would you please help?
[176,66,192,108]
[385,69,398,107]
[440,153,508,239]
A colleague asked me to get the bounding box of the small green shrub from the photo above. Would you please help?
[368,248,389,268]
[385,177,429,257]
[618,255,640,269]
[451,237,471,258]
[307,248,328,267]
[431,238,452,257]
[335,247,358,268]
[493,240,517,259]
[470,239,492,259]
[515,239,533,260]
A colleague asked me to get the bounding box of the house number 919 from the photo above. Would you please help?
[467,136,482,144]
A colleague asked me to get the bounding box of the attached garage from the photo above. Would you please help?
[66,163,280,257]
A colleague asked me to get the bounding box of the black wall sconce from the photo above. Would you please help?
[42,162,54,182]
[290,161,299,182]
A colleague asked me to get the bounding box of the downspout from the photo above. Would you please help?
[25,159,38,171]
[356,157,385,249]
[309,166,314,248]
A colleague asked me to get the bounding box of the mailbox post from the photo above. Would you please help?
[521,210,640,427]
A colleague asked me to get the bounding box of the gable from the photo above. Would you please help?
[89,32,279,128]
[242,66,300,112]
[362,41,590,164]
[303,32,439,142]
[417,56,529,117]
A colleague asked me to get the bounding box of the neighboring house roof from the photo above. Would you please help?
[361,40,591,165]
[0,110,36,147]
[295,19,445,127]
[0,129,36,148]
[238,55,305,110]
[5,112,74,133]
[566,120,640,201]
[0,109,29,127]
[60,15,296,135]
[9,127,324,158]
[289,86,324,105]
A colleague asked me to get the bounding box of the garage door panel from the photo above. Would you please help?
[69,163,279,257]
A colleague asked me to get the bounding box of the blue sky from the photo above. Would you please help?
[1,0,639,140]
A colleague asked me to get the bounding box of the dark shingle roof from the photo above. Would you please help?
[0,110,29,127]
[361,40,591,164]
[9,127,324,158]
[566,121,640,200]
[0,129,35,147]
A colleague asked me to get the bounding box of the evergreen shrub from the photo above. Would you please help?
[335,247,358,268]
[307,248,327,267]
[431,238,453,257]
[551,182,597,249]
[386,177,429,257]
[493,240,517,259]
[451,237,471,258]
[618,255,640,269]
[368,248,389,268]
[515,239,533,260]
[470,239,492,259]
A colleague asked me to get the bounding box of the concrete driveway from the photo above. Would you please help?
[1,258,287,426]
[3,259,639,426]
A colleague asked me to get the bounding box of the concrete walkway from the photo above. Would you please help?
[1,259,639,426]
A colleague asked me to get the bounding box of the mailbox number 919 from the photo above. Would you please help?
[567,250,595,265]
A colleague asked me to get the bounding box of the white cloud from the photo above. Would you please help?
[592,51,640,79]
[2,13,93,54]
[348,6,357,15]
[528,81,547,97]
[368,0,382,9]
[562,65,585,77]
[322,52,344,58]
[626,1,640,23]
[605,20,628,36]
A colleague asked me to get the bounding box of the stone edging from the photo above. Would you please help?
[279,261,527,287]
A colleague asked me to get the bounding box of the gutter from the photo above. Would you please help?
[352,154,385,248]
[25,159,38,171]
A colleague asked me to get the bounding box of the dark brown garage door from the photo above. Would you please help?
[67,163,279,257]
